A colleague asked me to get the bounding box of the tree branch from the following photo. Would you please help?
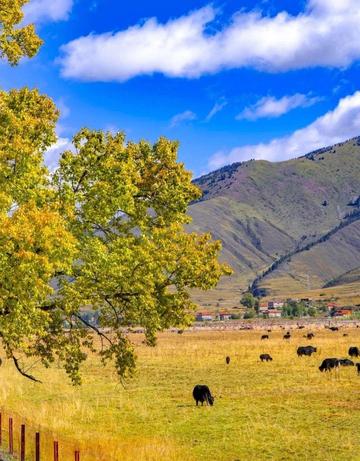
[12,356,42,383]
[73,313,113,345]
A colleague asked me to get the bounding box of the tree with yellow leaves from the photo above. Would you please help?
[0,0,42,64]
[0,2,231,384]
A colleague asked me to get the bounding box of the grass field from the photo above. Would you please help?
[0,326,360,460]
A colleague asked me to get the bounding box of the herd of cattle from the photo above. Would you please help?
[192,328,360,406]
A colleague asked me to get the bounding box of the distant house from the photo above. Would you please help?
[332,308,353,317]
[195,311,214,321]
[263,309,282,318]
[217,311,232,321]
[268,300,285,309]
[327,302,338,311]
[259,303,268,313]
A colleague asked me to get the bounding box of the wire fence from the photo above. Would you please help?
[0,408,112,461]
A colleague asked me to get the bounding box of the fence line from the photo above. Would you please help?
[0,418,80,461]
[0,407,118,461]
[0,410,83,461]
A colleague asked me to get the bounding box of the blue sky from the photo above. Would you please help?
[3,0,360,176]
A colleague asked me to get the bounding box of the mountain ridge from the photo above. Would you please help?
[190,136,360,304]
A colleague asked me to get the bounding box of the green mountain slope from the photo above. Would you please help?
[190,137,360,303]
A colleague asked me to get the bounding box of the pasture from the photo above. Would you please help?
[0,325,360,460]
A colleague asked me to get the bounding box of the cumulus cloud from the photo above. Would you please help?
[170,110,197,127]
[24,0,73,24]
[206,98,228,121]
[237,94,320,121]
[209,91,360,170]
[60,0,360,81]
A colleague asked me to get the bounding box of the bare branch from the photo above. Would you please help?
[73,313,113,345]
[12,356,42,383]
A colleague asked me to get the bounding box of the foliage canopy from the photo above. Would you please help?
[0,1,230,384]
[0,0,42,65]
[0,89,231,384]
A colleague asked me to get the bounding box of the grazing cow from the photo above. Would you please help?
[319,358,339,372]
[225,356,230,365]
[356,363,360,374]
[267,329,272,333]
[338,358,354,367]
[306,333,314,339]
[297,346,317,357]
[260,354,273,362]
[297,325,305,329]
[343,333,348,337]
[329,326,339,331]
[283,333,291,340]
[348,347,360,358]
[192,385,214,406]
[261,334,269,340]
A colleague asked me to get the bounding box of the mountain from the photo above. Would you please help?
[189,137,360,306]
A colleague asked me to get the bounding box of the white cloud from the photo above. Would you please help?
[24,0,73,23]
[237,93,320,121]
[206,98,227,121]
[170,110,197,127]
[44,136,73,172]
[209,91,360,170]
[60,0,360,81]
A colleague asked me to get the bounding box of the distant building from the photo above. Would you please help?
[195,311,214,321]
[259,303,268,313]
[217,311,232,321]
[332,308,353,317]
[327,302,338,311]
[268,300,285,309]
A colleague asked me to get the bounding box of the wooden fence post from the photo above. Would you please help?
[8,417,13,454]
[20,424,25,461]
[35,432,40,461]
[75,450,80,461]
[53,441,59,461]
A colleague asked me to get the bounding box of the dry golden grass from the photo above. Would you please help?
[262,279,360,306]
[0,326,359,460]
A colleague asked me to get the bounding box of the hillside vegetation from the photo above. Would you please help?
[190,137,360,304]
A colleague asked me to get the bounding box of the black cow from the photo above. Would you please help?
[283,333,291,339]
[338,358,354,367]
[348,347,360,358]
[329,326,339,331]
[356,363,360,374]
[225,356,230,365]
[306,332,314,339]
[297,346,317,357]
[297,325,305,329]
[267,329,272,333]
[260,354,273,362]
[261,335,269,340]
[192,385,214,406]
[319,358,339,372]
[343,333,348,337]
